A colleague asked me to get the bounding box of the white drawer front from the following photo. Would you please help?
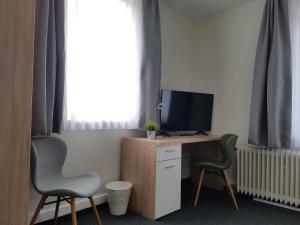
[156,144,181,162]
[155,158,181,219]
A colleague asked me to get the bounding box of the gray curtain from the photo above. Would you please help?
[249,0,292,148]
[31,0,65,136]
[139,0,161,127]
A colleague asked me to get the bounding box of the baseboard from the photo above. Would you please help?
[253,198,300,212]
[28,193,107,224]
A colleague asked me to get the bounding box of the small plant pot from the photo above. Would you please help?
[147,131,156,139]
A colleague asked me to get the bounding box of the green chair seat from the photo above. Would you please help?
[193,160,228,171]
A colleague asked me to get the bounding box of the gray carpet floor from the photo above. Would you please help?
[38,181,300,225]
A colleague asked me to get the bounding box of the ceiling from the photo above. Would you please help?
[160,0,254,18]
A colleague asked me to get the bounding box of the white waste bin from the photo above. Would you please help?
[105,181,132,216]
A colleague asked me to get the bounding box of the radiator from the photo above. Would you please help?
[237,146,300,207]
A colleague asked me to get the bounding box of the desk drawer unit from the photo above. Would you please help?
[155,158,181,219]
[156,144,181,162]
[121,139,194,220]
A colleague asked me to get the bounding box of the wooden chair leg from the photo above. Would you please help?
[193,173,200,194]
[193,169,205,207]
[222,176,231,197]
[53,196,61,225]
[89,197,103,225]
[70,198,78,225]
[223,170,239,210]
[29,195,48,225]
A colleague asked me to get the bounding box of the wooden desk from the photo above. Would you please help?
[121,135,219,220]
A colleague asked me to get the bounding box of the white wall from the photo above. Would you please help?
[160,2,195,91]
[193,0,265,144]
[29,3,195,222]
[191,0,265,182]
[161,0,265,146]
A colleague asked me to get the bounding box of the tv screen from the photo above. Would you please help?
[160,90,214,132]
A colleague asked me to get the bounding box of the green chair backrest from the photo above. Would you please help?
[220,134,238,169]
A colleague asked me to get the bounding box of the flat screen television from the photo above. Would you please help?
[159,90,214,134]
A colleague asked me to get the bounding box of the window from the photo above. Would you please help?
[64,0,141,130]
[290,0,300,146]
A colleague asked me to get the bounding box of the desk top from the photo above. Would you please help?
[123,134,219,146]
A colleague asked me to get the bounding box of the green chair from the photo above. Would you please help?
[193,134,239,209]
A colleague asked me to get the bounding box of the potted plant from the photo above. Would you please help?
[144,120,158,139]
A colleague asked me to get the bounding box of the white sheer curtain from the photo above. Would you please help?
[64,0,142,130]
[289,0,300,146]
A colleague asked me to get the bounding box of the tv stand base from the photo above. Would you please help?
[158,131,171,137]
[195,131,209,136]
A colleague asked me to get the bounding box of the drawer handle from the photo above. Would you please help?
[165,165,175,169]
[165,149,176,153]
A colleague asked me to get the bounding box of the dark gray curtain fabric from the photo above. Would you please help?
[31,0,65,136]
[139,0,162,128]
[249,0,292,148]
